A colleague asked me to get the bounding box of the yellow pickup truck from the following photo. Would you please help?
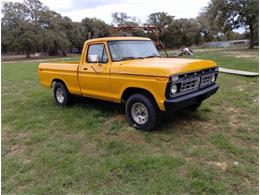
[38,37,218,131]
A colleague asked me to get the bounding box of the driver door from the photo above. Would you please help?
[78,43,111,100]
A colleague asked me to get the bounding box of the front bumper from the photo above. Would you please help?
[164,84,219,111]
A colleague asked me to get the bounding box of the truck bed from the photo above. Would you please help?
[38,61,81,95]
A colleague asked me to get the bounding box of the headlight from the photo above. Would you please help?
[170,84,177,96]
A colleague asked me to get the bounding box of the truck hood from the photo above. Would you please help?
[115,58,217,77]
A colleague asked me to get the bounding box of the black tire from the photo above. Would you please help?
[53,82,72,106]
[125,93,161,131]
[188,101,202,111]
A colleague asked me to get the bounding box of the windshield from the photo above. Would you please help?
[108,40,160,61]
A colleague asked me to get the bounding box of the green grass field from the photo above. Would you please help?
[2,48,259,194]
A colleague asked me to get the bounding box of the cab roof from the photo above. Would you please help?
[85,36,151,43]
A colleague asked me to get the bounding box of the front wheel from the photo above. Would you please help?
[125,94,161,131]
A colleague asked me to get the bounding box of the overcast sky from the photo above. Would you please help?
[4,0,211,24]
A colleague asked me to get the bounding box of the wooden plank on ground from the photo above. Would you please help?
[219,67,259,77]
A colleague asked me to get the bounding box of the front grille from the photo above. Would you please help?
[171,68,218,97]
[200,74,214,87]
[180,77,200,92]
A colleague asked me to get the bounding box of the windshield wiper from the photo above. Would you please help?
[144,55,160,58]
[120,56,144,61]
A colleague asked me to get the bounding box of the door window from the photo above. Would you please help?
[87,44,108,63]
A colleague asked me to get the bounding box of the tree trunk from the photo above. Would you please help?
[26,50,30,58]
[249,24,254,49]
[62,50,67,57]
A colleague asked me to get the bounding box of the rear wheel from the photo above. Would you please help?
[125,94,161,131]
[53,82,72,106]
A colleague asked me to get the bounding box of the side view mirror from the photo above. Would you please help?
[97,56,102,66]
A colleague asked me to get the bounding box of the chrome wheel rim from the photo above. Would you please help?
[56,88,65,103]
[131,102,149,125]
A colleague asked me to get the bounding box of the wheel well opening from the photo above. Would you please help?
[51,79,66,88]
[121,88,156,103]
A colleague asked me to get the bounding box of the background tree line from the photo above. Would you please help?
[1,0,111,57]
[1,0,258,58]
